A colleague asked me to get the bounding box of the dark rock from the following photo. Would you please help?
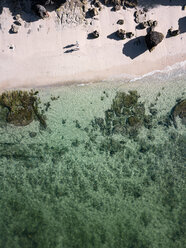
[153,20,158,27]
[126,32,134,38]
[143,7,148,12]
[92,30,99,38]
[171,99,186,127]
[138,21,147,29]
[168,28,180,36]
[29,132,37,138]
[117,19,124,25]
[114,4,121,11]
[92,0,101,8]
[116,29,126,39]
[134,11,138,18]
[10,24,19,33]
[124,0,138,8]
[14,20,22,26]
[32,4,49,19]
[147,20,153,27]
[145,31,164,52]
[89,7,98,17]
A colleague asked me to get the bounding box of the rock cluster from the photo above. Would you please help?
[103,0,138,8]
[116,29,134,39]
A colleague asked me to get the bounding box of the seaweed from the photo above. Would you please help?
[92,90,151,138]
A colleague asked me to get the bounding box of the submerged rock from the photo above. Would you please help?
[0,90,46,127]
[145,31,164,52]
[170,100,186,127]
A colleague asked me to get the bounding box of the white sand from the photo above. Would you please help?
[0,2,186,90]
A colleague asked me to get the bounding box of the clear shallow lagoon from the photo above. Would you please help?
[0,69,185,248]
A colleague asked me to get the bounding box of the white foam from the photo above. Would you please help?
[130,60,186,82]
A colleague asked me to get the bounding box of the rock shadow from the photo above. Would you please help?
[0,0,66,23]
[107,32,121,41]
[138,0,186,7]
[123,36,147,59]
[179,16,186,34]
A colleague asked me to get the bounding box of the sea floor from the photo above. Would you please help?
[0,69,185,248]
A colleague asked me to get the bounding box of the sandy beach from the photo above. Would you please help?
[0,0,186,90]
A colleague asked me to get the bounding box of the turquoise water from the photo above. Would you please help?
[0,73,185,248]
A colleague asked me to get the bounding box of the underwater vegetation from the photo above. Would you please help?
[170,99,186,127]
[0,90,47,128]
[91,91,152,138]
[0,88,185,248]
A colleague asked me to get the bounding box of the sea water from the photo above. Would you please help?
[0,65,185,248]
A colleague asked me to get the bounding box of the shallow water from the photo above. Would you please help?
[0,70,185,248]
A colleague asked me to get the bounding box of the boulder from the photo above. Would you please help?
[145,31,164,52]
[10,24,19,33]
[147,20,153,27]
[89,7,99,17]
[114,4,121,11]
[126,32,134,38]
[92,30,99,38]
[89,30,99,38]
[116,29,126,39]
[93,0,102,9]
[168,27,180,36]
[153,20,158,27]
[138,21,147,29]
[117,19,124,25]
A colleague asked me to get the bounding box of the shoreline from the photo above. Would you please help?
[0,1,186,91]
[1,57,185,92]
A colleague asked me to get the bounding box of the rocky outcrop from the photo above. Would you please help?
[103,0,137,8]
[56,0,85,26]
[145,31,164,52]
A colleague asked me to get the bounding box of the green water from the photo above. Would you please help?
[0,76,185,248]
